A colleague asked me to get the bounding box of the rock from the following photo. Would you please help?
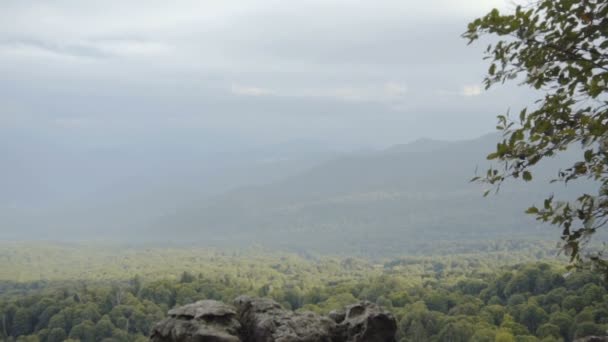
[151,296,398,342]
[234,295,337,342]
[328,310,346,324]
[150,300,242,342]
[574,338,608,342]
[338,301,397,342]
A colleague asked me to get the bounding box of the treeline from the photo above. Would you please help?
[0,246,607,341]
[0,240,563,283]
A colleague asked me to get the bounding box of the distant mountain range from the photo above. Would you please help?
[1,132,595,255]
[147,133,593,254]
[0,135,338,239]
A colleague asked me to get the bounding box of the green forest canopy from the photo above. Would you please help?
[1,242,607,341]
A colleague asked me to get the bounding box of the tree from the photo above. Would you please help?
[581,283,606,305]
[501,314,530,336]
[179,271,196,284]
[69,320,96,342]
[518,304,549,334]
[46,328,67,342]
[561,295,585,312]
[495,329,515,342]
[11,308,32,337]
[536,323,561,339]
[437,320,474,342]
[572,321,607,339]
[94,316,115,341]
[470,326,496,342]
[47,313,67,332]
[465,0,608,275]
[548,311,573,339]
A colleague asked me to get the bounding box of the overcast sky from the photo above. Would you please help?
[0,0,534,150]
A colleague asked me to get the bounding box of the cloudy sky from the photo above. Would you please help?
[0,0,534,150]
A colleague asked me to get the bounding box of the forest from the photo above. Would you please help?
[1,241,607,341]
[2,0,608,341]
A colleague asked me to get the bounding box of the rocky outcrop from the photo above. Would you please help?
[150,297,397,342]
[234,295,337,342]
[150,300,241,342]
[332,302,397,342]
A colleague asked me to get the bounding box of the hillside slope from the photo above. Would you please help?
[151,134,592,254]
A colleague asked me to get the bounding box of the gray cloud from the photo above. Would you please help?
[0,38,111,59]
[0,0,526,148]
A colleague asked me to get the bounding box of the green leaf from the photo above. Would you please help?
[489,64,496,76]
[584,149,593,162]
[544,197,552,210]
[526,206,539,214]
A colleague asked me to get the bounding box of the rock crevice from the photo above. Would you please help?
[150,296,396,342]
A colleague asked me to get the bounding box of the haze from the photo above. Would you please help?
[1,0,558,249]
[3,3,608,342]
[1,0,531,146]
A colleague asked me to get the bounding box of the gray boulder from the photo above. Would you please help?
[234,295,337,342]
[150,296,398,342]
[150,300,242,342]
[338,301,397,342]
[328,310,346,324]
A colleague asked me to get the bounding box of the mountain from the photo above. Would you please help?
[0,134,338,240]
[3,132,595,255]
[147,133,594,255]
[383,137,452,154]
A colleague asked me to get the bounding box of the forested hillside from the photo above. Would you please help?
[1,242,606,341]
[0,135,336,241]
[2,132,596,256]
[150,134,594,255]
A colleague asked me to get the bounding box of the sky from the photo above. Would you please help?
[0,0,534,150]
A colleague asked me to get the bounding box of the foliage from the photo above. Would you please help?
[465,0,608,274]
[0,243,607,341]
